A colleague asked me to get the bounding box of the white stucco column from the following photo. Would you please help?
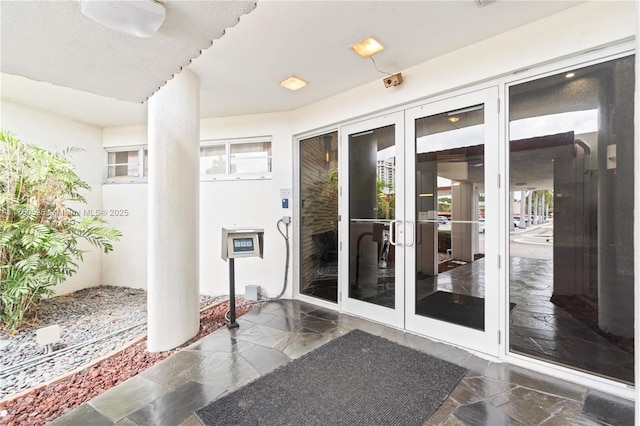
[519,190,526,228]
[147,69,200,352]
[527,191,533,228]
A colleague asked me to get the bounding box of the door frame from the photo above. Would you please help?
[339,111,406,329]
[403,87,501,356]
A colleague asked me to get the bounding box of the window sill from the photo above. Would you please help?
[200,175,272,182]
[105,179,148,184]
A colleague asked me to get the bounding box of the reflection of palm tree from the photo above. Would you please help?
[206,157,226,174]
[523,189,554,222]
[438,197,451,213]
[377,178,395,220]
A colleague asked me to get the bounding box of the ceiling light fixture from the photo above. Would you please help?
[565,72,576,78]
[351,36,385,58]
[448,117,460,123]
[280,76,307,91]
[80,0,166,38]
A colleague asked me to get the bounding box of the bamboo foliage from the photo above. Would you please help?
[0,131,121,332]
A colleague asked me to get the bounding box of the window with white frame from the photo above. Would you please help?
[200,138,272,180]
[105,147,148,183]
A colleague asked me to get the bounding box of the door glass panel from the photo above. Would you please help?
[300,132,338,303]
[349,125,396,308]
[414,105,486,330]
[508,55,635,384]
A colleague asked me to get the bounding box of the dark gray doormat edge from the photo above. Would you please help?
[195,329,468,426]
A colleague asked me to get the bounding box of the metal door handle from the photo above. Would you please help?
[389,220,402,246]
[405,220,415,247]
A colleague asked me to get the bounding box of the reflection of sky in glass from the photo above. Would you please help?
[438,176,451,187]
[377,145,395,161]
[510,109,598,140]
[383,110,599,191]
[417,124,484,154]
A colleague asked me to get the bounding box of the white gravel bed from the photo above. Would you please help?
[0,286,220,399]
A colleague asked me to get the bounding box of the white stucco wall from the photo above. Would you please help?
[199,112,293,297]
[0,101,104,295]
[99,0,635,301]
[102,112,294,298]
[101,183,148,289]
[100,125,149,289]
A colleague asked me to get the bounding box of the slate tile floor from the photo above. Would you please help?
[51,300,633,426]
[413,255,634,384]
[509,256,634,384]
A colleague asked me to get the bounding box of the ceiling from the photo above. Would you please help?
[0,0,585,128]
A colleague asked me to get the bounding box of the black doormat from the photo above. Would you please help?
[195,329,468,426]
[416,291,515,331]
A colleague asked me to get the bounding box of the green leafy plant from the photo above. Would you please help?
[0,131,121,332]
[377,178,395,220]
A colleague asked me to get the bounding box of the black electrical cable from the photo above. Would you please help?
[269,218,290,300]
[224,218,290,321]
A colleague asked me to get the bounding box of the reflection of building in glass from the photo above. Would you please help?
[377,158,396,193]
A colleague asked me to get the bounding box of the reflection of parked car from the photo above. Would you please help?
[478,218,485,233]
[438,215,448,224]
[513,216,529,228]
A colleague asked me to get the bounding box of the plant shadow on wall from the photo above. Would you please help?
[0,131,121,333]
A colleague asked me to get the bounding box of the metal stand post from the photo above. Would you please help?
[227,258,239,329]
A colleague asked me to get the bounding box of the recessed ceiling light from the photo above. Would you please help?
[565,72,575,78]
[280,76,307,91]
[351,36,385,58]
[448,117,460,123]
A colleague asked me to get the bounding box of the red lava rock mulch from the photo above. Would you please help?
[0,299,255,426]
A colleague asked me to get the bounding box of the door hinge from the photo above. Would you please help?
[338,214,342,222]
[497,173,501,188]
[497,98,501,113]
[498,255,501,269]
[340,186,342,196]
[498,330,501,345]
[340,241,343,251]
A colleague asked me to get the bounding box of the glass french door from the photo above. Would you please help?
[405,88,500,356]
[340,112,405,328]
[340,89,499,356]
